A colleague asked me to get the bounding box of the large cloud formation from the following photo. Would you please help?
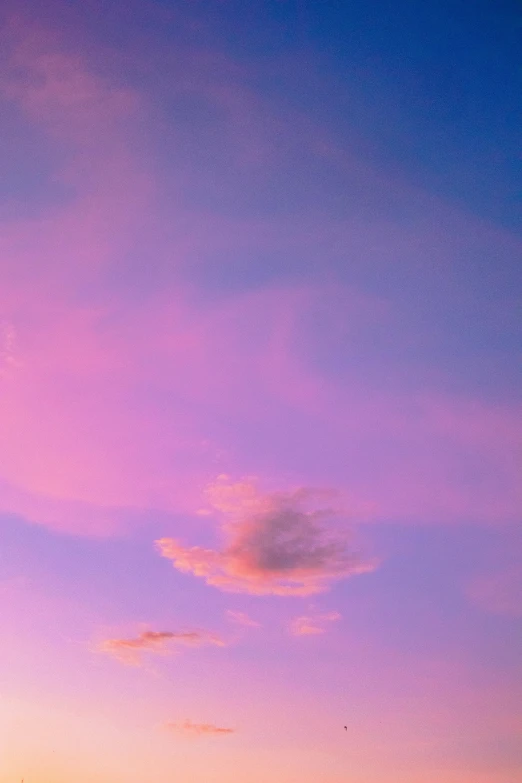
[1,17,520,539]
[156,477,375,596]
[98,628,225,665]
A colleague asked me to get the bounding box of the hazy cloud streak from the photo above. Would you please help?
[98,628,226,665]
[166,719,235,737]
[289,610,341,636]
[226,610,261,627]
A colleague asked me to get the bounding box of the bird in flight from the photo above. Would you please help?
[344,726,347,730]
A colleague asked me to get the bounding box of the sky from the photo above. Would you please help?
[0,1,521,781]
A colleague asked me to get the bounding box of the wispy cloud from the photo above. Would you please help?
[98,629,226,665]
[289,610,341,636]
[0,12,519,545]
[157,477,376,596]
[166,719,235,737]
[226,610,261,628]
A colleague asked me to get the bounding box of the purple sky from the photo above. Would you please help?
[0,1,521,781]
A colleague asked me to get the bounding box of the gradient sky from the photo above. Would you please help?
[0,1,521,781]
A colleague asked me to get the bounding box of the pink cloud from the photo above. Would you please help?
[98,628,226,666]
[0,16,153,288]
[156,477,376,596]
[1,226,519,535]
[166,719,234,737]
[289,610,341,636]
[225,610,261,628]
[1,26,137,141]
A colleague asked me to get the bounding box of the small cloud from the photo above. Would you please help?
[289,610,341,636]
[166,719,234,737]
[156,477,376,596]
[466,568,522,617]
[98,628,226,665]
[226,610,261,627]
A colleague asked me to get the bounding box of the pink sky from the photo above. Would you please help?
[0,3,521,782]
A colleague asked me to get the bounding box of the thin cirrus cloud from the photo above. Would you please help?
[0,16,152,294]
[289,610,341,636]
[166,719,235,738]
[98,629,226,666]
[226,610,261,628]
[156,476,376,597]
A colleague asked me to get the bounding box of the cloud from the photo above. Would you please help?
[166,719,234,738]
[98,628,226,665]
[289,610,341,636]
[226,610,261,627]
[0,11,520,542]
[1,15,140,145]
[156,477,376,596]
